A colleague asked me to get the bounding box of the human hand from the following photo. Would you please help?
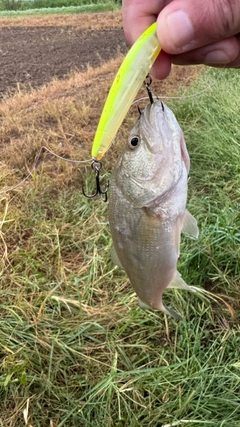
[122,0,240,79]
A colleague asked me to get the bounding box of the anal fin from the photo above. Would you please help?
[138,298,182,321]
[162,304,182,321]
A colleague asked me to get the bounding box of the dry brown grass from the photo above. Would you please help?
[0,57,124,189]
[0,10,122,28]
[0,50,202,194]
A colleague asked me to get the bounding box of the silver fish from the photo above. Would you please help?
[108,100,199,320]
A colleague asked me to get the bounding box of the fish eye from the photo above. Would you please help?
[129,136,140,149]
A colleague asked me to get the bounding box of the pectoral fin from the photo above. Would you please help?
[110,244,123,268]
[182,209,199,238]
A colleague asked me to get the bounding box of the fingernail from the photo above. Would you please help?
[165,11,194,52]
[204,50,232,64]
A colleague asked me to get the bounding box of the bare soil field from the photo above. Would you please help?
[0,11,202,98]
[0,12,128,96]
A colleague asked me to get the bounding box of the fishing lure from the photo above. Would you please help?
[91,22,161,160]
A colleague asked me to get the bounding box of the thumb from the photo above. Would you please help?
[157,0,240,54]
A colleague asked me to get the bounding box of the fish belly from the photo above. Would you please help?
[109,178,182,310]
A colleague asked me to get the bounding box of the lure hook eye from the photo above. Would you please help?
[82,160,109,202]
[144,74,154,105]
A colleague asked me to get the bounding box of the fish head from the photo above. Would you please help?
[114,100,190,207]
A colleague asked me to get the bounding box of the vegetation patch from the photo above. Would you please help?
[0,0,120,16]
[0,52,239,426]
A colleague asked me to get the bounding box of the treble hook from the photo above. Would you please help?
[144,74,154,105]
[82,160,109,202]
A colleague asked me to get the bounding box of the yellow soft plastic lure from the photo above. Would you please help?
[91,22,161,160]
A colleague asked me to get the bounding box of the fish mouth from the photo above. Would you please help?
[140,102,164,153]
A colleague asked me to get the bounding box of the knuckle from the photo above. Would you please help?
[213,0,240,36]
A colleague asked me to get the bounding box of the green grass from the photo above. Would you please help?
[1,67,240,426]
[0,2,119,16]
[0,0,120,9]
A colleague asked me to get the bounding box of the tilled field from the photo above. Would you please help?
[0,13,128,96]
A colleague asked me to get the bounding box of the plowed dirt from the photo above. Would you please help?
[0,11,203,98]
[0,21,128,96]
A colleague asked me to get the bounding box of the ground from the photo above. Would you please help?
[0,14,127,96]
[0,11,201,97]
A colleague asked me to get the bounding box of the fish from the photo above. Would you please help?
[91,22,161,160]
[108,100,199,320]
